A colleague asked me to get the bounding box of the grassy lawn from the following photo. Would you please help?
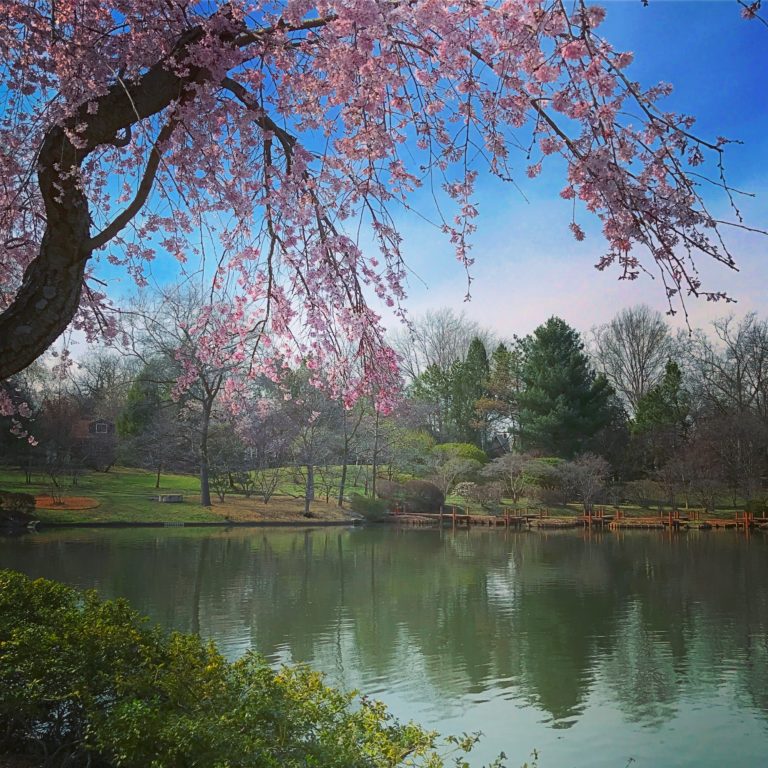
[1,464,750,525]
[0,467,355,524]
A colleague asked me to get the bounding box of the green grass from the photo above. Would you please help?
[0,465,374,524]
[0,467,220,523]
[1,464,752,525]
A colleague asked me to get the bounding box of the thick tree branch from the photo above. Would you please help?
[89,117,179,250]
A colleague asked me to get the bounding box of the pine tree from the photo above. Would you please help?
[517,317,613,458]
[450,337,489,446]
[631,359,690,469]
[474,342,522,451]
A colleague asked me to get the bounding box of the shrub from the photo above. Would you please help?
[434,443,488,465]
[403,479,445,513]
[744,498,767,515]
[454,481,503,510]
[0,491,35,515]
[349,494,391,521]
[0,570,471,768]
[0,491,36,527]
[375,479,407,506]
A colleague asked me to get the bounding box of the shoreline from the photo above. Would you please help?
[22,518,363,531]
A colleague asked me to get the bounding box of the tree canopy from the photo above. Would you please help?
[517,316,614,457]
[0,0,750,428]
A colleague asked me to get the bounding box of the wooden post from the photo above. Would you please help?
[452,505,456,528]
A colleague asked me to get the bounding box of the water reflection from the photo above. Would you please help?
[2,527,767,766]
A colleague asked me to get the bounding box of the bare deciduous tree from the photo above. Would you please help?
[482,453,539,507]
[558,454,611,513]
[591,305,673,414]
[684,313,768,421]
[391,309,496,383]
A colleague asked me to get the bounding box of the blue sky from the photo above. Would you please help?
[90,1,768,347]
[393,1,768,339]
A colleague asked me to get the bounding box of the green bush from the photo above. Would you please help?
[434,443,488,465]
[744,498,767,515]
[0,490,36,516]
[0,570,479,768]
[349,494,391,521]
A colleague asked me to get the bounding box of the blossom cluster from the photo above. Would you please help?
[0,0,743,413]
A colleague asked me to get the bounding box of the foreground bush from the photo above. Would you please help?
[0,570,489,768]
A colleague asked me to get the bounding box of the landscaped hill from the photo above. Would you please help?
[0,467,353,524]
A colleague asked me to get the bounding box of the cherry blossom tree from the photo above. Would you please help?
[0,0,751,419]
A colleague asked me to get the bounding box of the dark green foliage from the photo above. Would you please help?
[449,337,490,445]
[0,491,35,515]
[631,359,689,470]
[349,494,391,521]
[410,364,454,438]
[410,338,497,448]
[403,479,445,512]
[0,570,465,768]
[744,498,767,515]
[517,317,614,458]
[375,479,444,512]
[474,343,521,452]
[632,360,689,436]
[116,361,168,437]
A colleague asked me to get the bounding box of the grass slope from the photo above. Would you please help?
[0,467,354,524]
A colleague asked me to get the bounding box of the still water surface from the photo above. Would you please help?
[2,526,767,767]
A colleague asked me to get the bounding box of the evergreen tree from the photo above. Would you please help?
[633,360,689,435]
[410,364,454,438]
[450,337,490,446]
[117,361,166,437]
[517,317,614,458]
[474,342,522,451]
[631,359,690,469]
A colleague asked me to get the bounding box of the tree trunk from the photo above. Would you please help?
[155,464,162,489]
[304,463,315,516]
[0,130,91,379]
[370,411,380,499]
[200,402,212,507]
[337,444,349,507]
[0,31,212,379]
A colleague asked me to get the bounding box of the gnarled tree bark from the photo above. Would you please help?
[0,27,209,379]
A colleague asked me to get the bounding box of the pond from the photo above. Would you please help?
[2,526,767,768]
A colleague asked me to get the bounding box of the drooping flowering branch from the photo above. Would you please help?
[0,0,757,409]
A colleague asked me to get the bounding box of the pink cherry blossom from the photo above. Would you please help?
[0,0,756,431]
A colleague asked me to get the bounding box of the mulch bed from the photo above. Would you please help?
[34,495,100,510]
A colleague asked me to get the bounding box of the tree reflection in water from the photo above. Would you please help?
[2,527,768,743]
